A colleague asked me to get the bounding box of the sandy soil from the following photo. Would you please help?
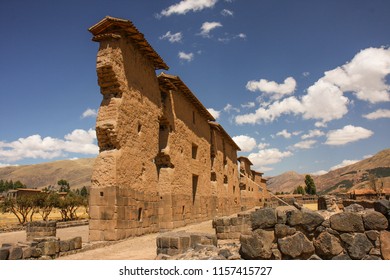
[0,220,215,260]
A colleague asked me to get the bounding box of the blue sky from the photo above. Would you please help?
[0,0,389,176]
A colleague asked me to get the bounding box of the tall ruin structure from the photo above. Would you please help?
[88,16,270,241]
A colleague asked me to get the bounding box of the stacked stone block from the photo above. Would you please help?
[0,236,82,260]
[26,221,57,241]
[212,212,253,239]
[238,207,390,260]
[157,232,217,256]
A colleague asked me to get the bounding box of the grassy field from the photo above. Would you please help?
[302,203,318,211]
[0,207,89,227]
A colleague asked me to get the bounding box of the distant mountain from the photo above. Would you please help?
[267,149,390,194]
[266,171,306,193]
[316,149,390,194]
[0,158,95,190]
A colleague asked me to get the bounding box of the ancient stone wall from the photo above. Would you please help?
[0,236,82,260]
[88,16,269,241]
[239,207,389,260]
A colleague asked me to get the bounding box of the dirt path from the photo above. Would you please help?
[0,220,215,260]
[58,220,215,260]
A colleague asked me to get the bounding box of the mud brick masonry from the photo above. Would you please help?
[88,16,270,241]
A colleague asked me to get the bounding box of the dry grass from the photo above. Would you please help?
[302,203,318,211]
[0,207,89,227]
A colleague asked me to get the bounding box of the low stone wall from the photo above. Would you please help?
[156,232,217,256]
[0,236,82,260]
[212,212,252,239]
[26,221,57,241]
[240,207,390,260]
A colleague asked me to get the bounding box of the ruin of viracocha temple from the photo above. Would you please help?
[88,16,271,241]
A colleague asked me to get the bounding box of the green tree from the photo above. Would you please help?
[293,185,305,195]
[304,175,317,195]
[1,195,35,225]
[80,186,88,198]
[57,179,70,193]
[56,191,84,221]
[34,192,60,221]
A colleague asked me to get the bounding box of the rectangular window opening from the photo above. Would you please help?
[192,143,198,159]
[192,174,198,204]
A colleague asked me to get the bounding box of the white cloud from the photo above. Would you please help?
[329,159,359,171]
[221,9,233,16]
[322,47,390,104]
[232,135,257,152]
[0,129,98,163]
[301,129,325,139]
[257,142,270,149]
[0,163,19,168]
[246,77,296,100]
[235,96,303,124]
[236,47,390,126]
[178,51,194,62]
[363,109,390,120]
[236,79,349,125]
[160,31,183,43]
[224,103,240,113]
[302,72,310,77]
[200,21,222,37]
[293,140,317,149]
[276,129,292,139]
[325,125,374,146]
[248,148,293,171]
[301,79,349,122]
[241,102,255,108]
[81,108,97,119]
[311,170,327,176]
[159,0,218,17]
[207,108,220,119]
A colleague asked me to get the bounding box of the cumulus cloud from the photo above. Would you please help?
[160,31,183,43]
[257,142,270,149]
[329,159,359,171]
[178,51,194,62]
[363,109,390,120]
[293,140,317,149]
[248,148,293,171]
[224,103,240,113]
[325,125,374,146]
[301,129,325,139]
[276,129,292,139]
[207,108,220,119]
[81,108,97,119]
[232,135,257,152]
[236,47,390,126]
[200,21,222,37]
[0,129,98,163]
[159,0,218,17]
[322,47,390,104]
[246,77,297,100]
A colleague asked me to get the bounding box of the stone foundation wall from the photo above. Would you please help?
[156,232,217,256]
[0,236,82,260]
[239,207,389,260]
[212,212,253,239]
[26,221,57,241]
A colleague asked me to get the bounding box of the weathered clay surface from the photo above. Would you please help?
[88,16,270,241]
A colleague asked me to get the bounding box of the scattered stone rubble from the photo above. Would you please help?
[0,220,87,260]
[156,199,390,260]
[0,236,82,260]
